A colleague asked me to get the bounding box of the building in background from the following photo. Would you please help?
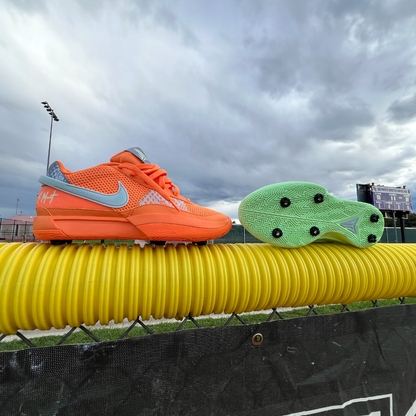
[0,215,36,242]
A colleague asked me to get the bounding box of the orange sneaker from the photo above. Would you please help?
[34,147,232,243]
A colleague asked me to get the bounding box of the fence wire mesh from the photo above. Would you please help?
[0,298,407,350]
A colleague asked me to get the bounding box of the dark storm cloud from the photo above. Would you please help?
[387,93,416,124]
[4,0,48,15]
[1,0,416,220]
[154,6,201,49]
[308,95,375,142]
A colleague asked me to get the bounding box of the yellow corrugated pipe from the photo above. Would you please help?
[1,242,416,335]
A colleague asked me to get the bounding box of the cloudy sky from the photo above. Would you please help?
[1,0,416,221]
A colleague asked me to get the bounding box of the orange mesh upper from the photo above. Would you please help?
[66,165,147,212]
[65,164,219,217]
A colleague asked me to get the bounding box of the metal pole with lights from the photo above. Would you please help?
[41,101,59,174]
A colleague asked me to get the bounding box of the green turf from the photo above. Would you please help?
[1,298,414,352]
[239,182,384,248]
[73,240,135,247]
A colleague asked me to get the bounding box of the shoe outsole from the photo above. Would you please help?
[238,181,384,249]
[34,214,231,244]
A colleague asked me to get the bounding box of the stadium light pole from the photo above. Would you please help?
[41,101,59,174]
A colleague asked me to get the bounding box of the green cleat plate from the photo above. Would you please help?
[238,182,384,248]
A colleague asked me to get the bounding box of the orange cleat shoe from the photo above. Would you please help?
[34,147,232,243]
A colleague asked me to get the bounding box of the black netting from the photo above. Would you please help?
[1,304,416,415]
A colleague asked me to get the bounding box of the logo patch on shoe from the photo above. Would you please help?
[341,217,359,234]
[126,147,150,164]
[38,176,129,208]
[37,190,59,204]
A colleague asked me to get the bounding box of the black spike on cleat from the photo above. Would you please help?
[280,197,291,208]
[195,241,208,246]
[50,240,72,245]
[314,193,324,203]
[272,228,283,238]
[370,214,380,223]
[150,240,166,246]
[368,234,377,243]
[310,226,320,236]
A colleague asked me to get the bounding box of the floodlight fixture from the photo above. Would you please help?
[40,101,60,174]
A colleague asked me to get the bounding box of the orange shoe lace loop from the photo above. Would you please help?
[141,165,181,197]
[117,162,189,204]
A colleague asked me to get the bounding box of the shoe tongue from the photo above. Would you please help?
[110,147,151,165]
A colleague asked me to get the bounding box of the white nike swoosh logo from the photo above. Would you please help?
[38,175,129,208]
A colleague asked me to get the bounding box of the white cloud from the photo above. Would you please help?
[1,0,416,220]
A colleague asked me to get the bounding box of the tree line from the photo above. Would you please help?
[384,213,416,227]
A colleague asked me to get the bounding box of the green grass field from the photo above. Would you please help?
[1,298,414,352]
[73,240,136,247]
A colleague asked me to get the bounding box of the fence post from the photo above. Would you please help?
[11,220,15,242]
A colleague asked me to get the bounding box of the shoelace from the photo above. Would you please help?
[139,164,182,197]
[116,162,190,207]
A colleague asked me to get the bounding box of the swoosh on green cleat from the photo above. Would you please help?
[340,217,359,233]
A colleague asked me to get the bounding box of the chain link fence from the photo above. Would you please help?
[215,224,416,244]
[213,224,263,244]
